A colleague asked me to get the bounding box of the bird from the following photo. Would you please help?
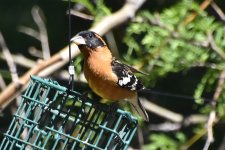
[71,30,149,121]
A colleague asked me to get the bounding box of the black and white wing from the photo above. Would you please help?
[111,58,144,91]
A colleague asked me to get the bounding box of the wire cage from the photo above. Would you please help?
[0,76,138,150]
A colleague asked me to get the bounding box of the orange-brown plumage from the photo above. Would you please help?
[71,30,149,121]
[83,46,136,101]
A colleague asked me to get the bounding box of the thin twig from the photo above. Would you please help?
[0,33,26,139]
[31,6,50,59]
[212,68,225,104]
[202,67,225,149]
[28,46,43,58]
[149,115,208,132]
[182,0,213,25]
[203,111,216,150]
[211,2,225,22]
[0,32,19,83]
[208,31,225,61]
[105,31,120,58]
[70,9,94,20]
[0,52,36,68]
[18,26,40,41]
[140,98,183,122]
[149,122,181,132]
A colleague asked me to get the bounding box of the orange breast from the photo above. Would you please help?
[87,74,135,101]
[83,50,135,101]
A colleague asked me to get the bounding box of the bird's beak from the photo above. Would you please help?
[70,35,86,45]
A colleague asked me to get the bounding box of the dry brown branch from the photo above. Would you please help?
[0,0,146,110]
[182,0,213,25]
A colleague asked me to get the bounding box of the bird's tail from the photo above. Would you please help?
[129,96,149,122]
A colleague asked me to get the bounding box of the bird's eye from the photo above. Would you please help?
[88,33,93,38]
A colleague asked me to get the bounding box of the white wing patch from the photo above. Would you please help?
[118,74,131,85]
[112,58,144,91]
[118,71,139,91]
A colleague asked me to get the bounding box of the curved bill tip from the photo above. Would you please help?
[70,35,86,45]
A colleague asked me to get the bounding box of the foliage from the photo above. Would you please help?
[124,0,225,90]
[143,132,185,150]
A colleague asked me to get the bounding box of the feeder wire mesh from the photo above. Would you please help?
[0,76,138,150]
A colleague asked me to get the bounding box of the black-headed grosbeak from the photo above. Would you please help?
[71,31,149,121]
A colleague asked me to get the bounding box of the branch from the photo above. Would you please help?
[212,68,225,103]
[203,111,216,150]
[141,98,183,122]
[203,63,225,150]
[105,31,120,58]
[0,32,19,83]
[70,9,94,20]
[211,2,225,22]
[182,0,213,25]
[208,32,225,61]
[0,53,36,68]
[90,0,146,35]
[18,26,40,41]
[0,0,146,110]
[203,66,225,149]
[31,6,50,59]
[149,115,207,132]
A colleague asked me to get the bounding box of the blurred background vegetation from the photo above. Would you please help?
[0,0,225,149]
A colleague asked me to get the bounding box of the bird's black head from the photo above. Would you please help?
[71,31,106,49]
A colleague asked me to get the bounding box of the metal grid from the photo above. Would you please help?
[0,76,138,150]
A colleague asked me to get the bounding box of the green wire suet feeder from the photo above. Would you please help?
[1,76,138,150]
